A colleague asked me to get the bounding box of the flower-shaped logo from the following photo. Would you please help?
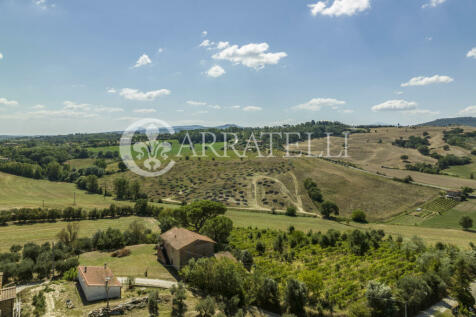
[120,119,175,177]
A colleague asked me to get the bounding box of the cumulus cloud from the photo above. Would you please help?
[158,48,164,54]
[243,106,262,112]
[107,88,117,94]
[63,101,90,110]
[119,88,171,101]
[422,0,446,8]
[200,40,211,47]
[293,98,346,111]
[401,75,454,87]
[133,54,152,68]
[230,105,241,109]
[0,97,18,106]
[186,100,221,110]
[371,100,418,112]
[133,108,156,113]
[466,48,476,59]
[207,65,226,78]
[31,104,46,110]
[202,31,208,37]
[216,41,230,49]
[35,0,55,10]
[308,0,371,17]
[212,42,287,70]
[458,105,476,115]
[403,109,440,115]
[95,106,123,113]
[0,52,3,60]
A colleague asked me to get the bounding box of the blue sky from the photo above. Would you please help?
[0,0,475,134]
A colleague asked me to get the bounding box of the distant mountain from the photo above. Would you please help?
[418,117,476,127]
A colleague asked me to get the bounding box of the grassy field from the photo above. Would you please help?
[443,159,476,179]
[225,209,476,248]
[79,244,175,280]
[420,199,476,229]
[294,126,476,190]
[0,216,158,252]
[0,171,133,210]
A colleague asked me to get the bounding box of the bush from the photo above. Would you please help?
[459,216,473,230]
[111,248,131,258]
[62,267,77,281]
[351,210,367,223]
[286,206,297,217]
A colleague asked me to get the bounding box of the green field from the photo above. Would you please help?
[225,209,476,248]
[420,199,476,229]
[79,244,175,280]
[0,171,133,210]
[444,159,476,179]
[0,216,157,252]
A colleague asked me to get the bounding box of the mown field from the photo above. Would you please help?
[0,171,132,210]
[79,244,175,280]
[0,216,158,252]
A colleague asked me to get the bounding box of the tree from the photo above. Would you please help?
[148,290,159,316]
[113,177,130,200]
[459,216,473,230]
[284,279,307,317]
[200,216,233,245]
[400,155,409,160]
[195,296,216,317]
[286,206,297,217]
[171,283,187,317]
[57,223,80,247]
[461,186,474,200]
[182,200,227,232]
[256,277,281,313]
[349,230,369,256]
[365,281,395,317]
[451,258,476,313]
[241,250,253,271]
[118,161,128,172]
[351,210,367,223]
[94,159,107,169]
[256,241,266,255]
[320,201,339,219]
[129,180,141,200]
[86,175,99,193]
[46,161,62,181]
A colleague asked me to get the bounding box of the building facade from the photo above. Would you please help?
[77,266,121,302]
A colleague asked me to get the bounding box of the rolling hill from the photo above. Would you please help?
[418,116,476,127]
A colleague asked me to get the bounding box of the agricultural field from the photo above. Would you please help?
[293,126,476,190]
[225,209,476,248]
[0,171,132,210]
[100,156,439,221]
[420,199,476,229]
[443,159,476,179]
[0,216,158,252]
[79,244,175,280]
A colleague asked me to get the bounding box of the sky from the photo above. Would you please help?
[0,0,475,135]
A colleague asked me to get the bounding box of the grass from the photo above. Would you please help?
[420,199,476,229]
[0,216,158,252]
[0,171,133,210]
[225,209,476,248]
[443,159,476,179]
[79,244,176,280]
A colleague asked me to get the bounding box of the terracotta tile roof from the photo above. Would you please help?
[0,286,16,301]
[161,227,215,250]
[78,266,121,287]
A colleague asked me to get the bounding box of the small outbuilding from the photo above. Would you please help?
[446,190,463,201]
[0,273,16,317]
[77,265,121,302]
[158,227,216,270]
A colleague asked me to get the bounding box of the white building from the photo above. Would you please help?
[77,265,121,302]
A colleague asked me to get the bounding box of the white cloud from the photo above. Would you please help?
[207,65,226,78]
[458,105,476,115]
[231,105,241,109]
[187,101,207,106]
[371,100,418,112]
[95,106,123,113]
[425,36,433,41]
[133,54,152,68]
[308,0,371,17]
[422,0,446,8]
[133,108,156,113]
[339,109,354,114]
[401,75,454,87]
[0,97,18,106]
[35,0,54,10]
[107,88,117,94]
[216,41,230,49]
[200,40,211,47]
[119,88,171,101]
[212,42,287,70]
[403,109,440,115]
[243,106,262,112]
[63,101,90,111]
[394,91,404,95]
[0,52,3,60]
[27,109,98,119]
[158,48,164,54]
[31,104,45,110]
[202,31,208,37]
[208,105,221,110]
[466,48,476,59]
[293,98,346,111]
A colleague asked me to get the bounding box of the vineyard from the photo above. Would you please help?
[421,197,460,213]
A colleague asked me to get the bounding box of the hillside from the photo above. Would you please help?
[100,156,439,221]
[418,116,476,127]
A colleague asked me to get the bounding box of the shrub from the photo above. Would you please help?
[111,248,131,258]
[459,216,473,230]
[286,206,297,217]
[62,267,77,281]
[351,210,367,223]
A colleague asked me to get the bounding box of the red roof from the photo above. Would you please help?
[78,266,121,287]
[161,227,215,250]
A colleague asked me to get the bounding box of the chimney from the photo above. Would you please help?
[84,267,87,273]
